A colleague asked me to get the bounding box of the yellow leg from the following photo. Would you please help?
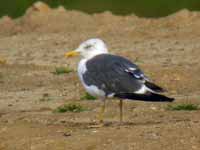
[99,100,106,124]
[89,100,106,128]
[90,99,123,128]
[119,99,123,124]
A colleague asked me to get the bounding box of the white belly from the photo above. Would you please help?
[78,59,106,98]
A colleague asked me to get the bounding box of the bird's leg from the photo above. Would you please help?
[88,99,105,128]
[99,99,106,124]
[119,99,123,124]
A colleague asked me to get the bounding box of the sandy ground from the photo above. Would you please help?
[0,2,200,150]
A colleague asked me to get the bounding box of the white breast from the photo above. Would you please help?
[78,59,106,98]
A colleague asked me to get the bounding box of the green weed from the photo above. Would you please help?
[53,67,73,75]
[81,92,96,100]
[54,103,86,113]
[167,103,199,111]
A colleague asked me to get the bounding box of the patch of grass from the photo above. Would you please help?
[81,92,96,100]
[54,103,86,113]
[53,66,73,75]
[167,103,199,111]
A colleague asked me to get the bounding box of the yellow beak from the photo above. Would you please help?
[65,50,79,58]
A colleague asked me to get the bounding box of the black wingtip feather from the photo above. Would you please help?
[115,92,174,102]
[145,81,166,93]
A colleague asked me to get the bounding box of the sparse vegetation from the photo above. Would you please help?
[53,66,73,75]
[81,92,96,100]
[167,103,199,111]
[54,103,86,113]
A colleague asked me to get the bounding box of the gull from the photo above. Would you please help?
[65,38,174,125]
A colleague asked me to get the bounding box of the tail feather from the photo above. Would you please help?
[114,92,174,102]
[145,81,166,93]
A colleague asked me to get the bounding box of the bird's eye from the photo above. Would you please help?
[84,44,92,49]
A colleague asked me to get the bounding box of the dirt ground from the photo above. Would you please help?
[0,2,200,150]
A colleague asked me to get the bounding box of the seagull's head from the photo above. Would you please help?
[65,38,108,59]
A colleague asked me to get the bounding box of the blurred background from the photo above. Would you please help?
[1,0,200,18]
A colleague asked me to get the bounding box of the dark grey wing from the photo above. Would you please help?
[83,54,149,95]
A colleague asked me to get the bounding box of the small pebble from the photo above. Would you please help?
[63,132,71,137]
